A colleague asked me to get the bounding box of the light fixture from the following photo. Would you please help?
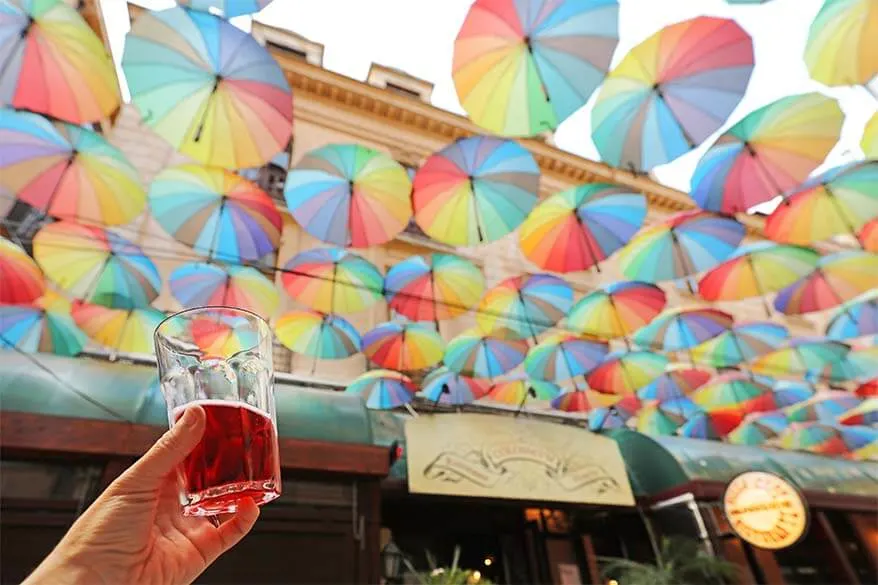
[483,557,493,567]
[381,541,404,584]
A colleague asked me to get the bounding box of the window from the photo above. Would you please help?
[240,139,293,203]
[3,200,54,254]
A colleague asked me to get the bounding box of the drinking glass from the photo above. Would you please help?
[154,306,281,516]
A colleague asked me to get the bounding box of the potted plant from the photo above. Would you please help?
[403,546,494,585]
[600,536,739,585]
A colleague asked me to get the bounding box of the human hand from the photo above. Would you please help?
[23,406,260,585]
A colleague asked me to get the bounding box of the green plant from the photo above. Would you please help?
[403,546,494,585]
[600,536,739,585]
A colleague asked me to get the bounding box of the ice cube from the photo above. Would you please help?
[230,353,272,410]
[161,366,196,409]
[193,358,238,401]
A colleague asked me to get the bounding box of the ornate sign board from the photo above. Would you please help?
[723,471,809,550]
[405,413,635,506]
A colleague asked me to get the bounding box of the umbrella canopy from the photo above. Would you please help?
[443,327,528,379]
[690,373,776,424]
[168,262,279,318]
[727,412,791,445]
[71,302,166,354]
[617,210,746,283]
[848,341,878,381]
[184,311,260,358]
[0,235,44,304]
[690,93,843,213]
[519,184,646,273]
[0,303,86,356]
[769,380,816,408]
[587,350,669,395]
[181,0,275,17]
[122,6,292,169]
[691,322,790,368]
[837,398,878,426]
[551,390,594,414]
[591,16,754,171]
[863,113,878,157]
[274,310,360,360]
[774,250,878,316]
[384,253,485,322]
[476,273,573,340]
[804,0,878,87]
[523,332,609,382]
[149,164,282,262]
[678,412,739,440]
[285,143,412,247]
[637,368,712,402]
[784,391,862,423]
[419,367,489,406]
[566,281,666,341]
[0,109,144,225]
[280,248,384,314]
[0,0,119,123]
[33,221,160,309]
[826,290,878,340]
[860,218,878,253]
[765,161,878,245]
[637,397,702,435]
[362,321,444,372]
[749,338,852,382]
[344,369,416,410]
[779,422,877,457]
[855,379,878,398]
[452,0,619,136]
[482,377,561,406]
[412,136,539,246]
[633,307,734,352]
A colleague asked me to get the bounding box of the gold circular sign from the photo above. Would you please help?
[723,471,808,550]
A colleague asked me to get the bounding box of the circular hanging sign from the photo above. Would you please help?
[722,471,808,550]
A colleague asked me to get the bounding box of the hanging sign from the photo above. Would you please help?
[723,471,809,550]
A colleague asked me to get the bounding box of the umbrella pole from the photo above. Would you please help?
[825,186,862,248]
[575,214,602,274]
[607,296,631,350]
[670,231,695,294]
[433,383,450,408]
[468,177,486,243]
[193,78,221,143]
[745,255,773,317]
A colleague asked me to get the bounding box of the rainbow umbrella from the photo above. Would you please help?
[476,273,573,340]
[749,338,852,382]
[362,322,444,372]
[71,302,166,354]
[169,262,279,318]
[0,303,85,356]
[345,369,416,410]
[637,368,712,402]
[452,0,619,136]
[33,222,160,309]
[149,164,282,262]
[552,390,594,414]
[285,143,412,248]
[274,310,360,360]
[587,350,669,395]
[855,379,878,398]
[727,412,790,446]
[862,113,878,157]
[181,0,274,17]
[779,423,877,457]
[589,394,643,429]
[524,332,609,382]
[769,380,815,408]
[419,367,489,406]
[633,307,733,353]
[774,250,878,315]
[280,248,383,314]
[566,281,666,344]
[0,0,119,123]
[519,184,646,273]
[848,340,878,381]
[804,0,878,88]
[443,328,528,378]
[691,373,776,424]
[784,391,862,423]
[678,412,739,440]
[0,109,144,225]
[0,235,44,304]
[122,6,292,169]
[412,136,539,246]
[186,311,260,358]
[837,398,878,426]
[859,218,878,252]
[690,93,843,213]
[765,161,878,245]
[384,253,485,322]
[691,322,790,368]
[592,17,754,171]
[617,210,746,284]
[637,397,702,436]
[826,290,878,340]
[482,377,561,408]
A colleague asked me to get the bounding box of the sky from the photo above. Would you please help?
[102,0,877,200]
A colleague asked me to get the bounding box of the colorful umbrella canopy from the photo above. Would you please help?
[691,322,790,368]
[280,248,383,314]
[779,423,877,457]
[0,235,44,304]
[826,290,878,340]
[774,250,878,315]
[71,302,166,354]
[476,273,573,340]
[765,161,878,245]
[784,391,862,423]
[551,388,619,414]
[184,311,260,358]
[633,307,733,352]
[837,398,878,426]
[587,350,669,395]
[412,135,539,246]
[443,328,528,379]
[149,164,282,262]
[588,406,629,430]
[847,340,878,381]
[122,6,292,169]
[0,0,119,123]
[181,0,275,17]
[637,397,702,435]
[566,281,666,342]
[678,412,738,440]
[0,303,85,356]
[419,367,489,406]
[33,222,160,309]
[285,143,412,247]
[361,321,444,372]
[749,338,852,382]
[552,390,595,414]
[384,253,485,322]
[636,368,712,402]
[863,113,878,157]
[344,369,416,410]
[591,17,754,171]
[727,412,791,446]
[169,262,279,318]
[769,380,816,408]
[804,0,878,87]
[690,373,776,423]
[617,210,746,283]
[690,93,843,213]
[274,310,360,360]
[0,109,144,225]
[482,377,561,406]
[859,218,878,253]
[452,0,619,136]
[519,184,646,273]
[523,332,609,382]
[855,379,878,398]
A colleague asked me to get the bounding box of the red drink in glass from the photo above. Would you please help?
[174,400,281,516]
